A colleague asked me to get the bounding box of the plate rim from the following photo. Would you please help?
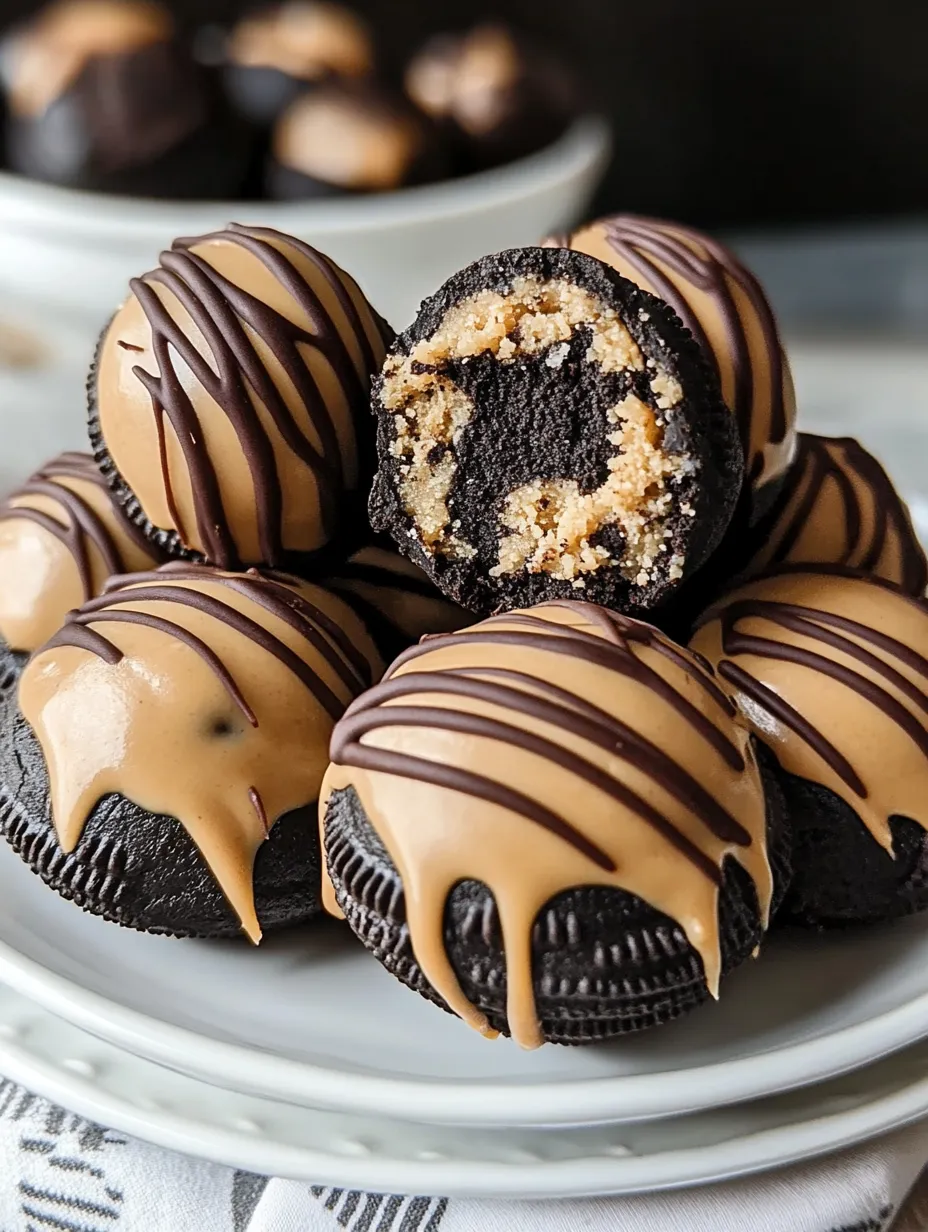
[3,976,928,1197]
[2,917,928,1127]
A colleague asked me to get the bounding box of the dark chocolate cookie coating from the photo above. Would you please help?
[0,656,321,939]
[369,246,744,619]
[323,745,790,1043]
[777,770,928,929]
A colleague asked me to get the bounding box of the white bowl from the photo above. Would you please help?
[0,116,609,336]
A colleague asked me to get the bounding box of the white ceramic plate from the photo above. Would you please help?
[4,976,928,1196]
[4,839,928,1129]
[1,341,927,1132]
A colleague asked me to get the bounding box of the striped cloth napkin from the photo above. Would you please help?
[0,1077,926,1232]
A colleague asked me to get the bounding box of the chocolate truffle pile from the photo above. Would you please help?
[2,213,926,1052]
[0,1,578,199]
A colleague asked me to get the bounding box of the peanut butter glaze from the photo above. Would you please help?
[95,223,391,569]
[320,600,772,1049]
[4,0,172,118]
[20,563,382,940]
[0,452,163,652]
[228,2,373,82]
[743,434,927,594]
[690,569,928,855]
[325,544,468,653]
[547,216,797,496]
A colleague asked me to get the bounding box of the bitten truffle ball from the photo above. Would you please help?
[369,245,743,618]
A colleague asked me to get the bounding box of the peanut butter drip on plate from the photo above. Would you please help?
[321,601,772,1049]
[0,452,161,652]
[554,215,797,494]
[20,563,381,940]
[96,223,391,568]
[744,434,927,594]
[228,2,373,81]
[4,0,172,118]
[690,569,928,855]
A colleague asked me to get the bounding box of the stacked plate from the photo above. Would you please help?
[1,340,928,1197]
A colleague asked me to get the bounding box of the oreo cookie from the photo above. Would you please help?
[691,566,928,927]
[368,245,743,619]
[320,600,790,1046]
[7,563,381,940]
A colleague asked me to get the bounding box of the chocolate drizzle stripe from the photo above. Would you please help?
[55,608,258,725]
[753,436,928,593]
[43,620,123,667]
[329,560,444,601]
[249,785,270,837]
[394,614,745,772]
[720,599,928,764]
[332,715,616,873]
[0,454,153,600]
[66,583,347,719]
[719,659,866,796]
[227,223,386,373]
[124,225,376,568]
[358,667,750,847]
[111,564,373,692]
[601,216,787,466]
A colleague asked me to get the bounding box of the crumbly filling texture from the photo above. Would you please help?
[380,276,694,584]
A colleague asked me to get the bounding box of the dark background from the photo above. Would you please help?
[3,0,928,229]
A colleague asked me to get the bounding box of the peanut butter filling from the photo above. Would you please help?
[20,566,382,940]
[322,601,773,1049]
[380,277,691,587]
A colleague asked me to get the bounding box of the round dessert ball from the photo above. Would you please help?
[739,433,927,594]
[267,83,447,199]
[90,223,393,571]
[223,1,374,128]
[545,216,798,521]
[0,451,165,659]
[5,563,382,940]
[690,567,928,927]
[404,23,576,172]
[321,600,790,1047]
[1,0,246,197]
[324,540,468,660]
[368,245,744,619]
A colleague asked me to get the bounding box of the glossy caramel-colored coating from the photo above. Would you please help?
[322,600,773,1048]
[21,565,382,940]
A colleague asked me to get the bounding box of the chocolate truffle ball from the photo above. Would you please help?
[267,83,446,199]
[90,223,393,571]
[0,451,165,655]
[324,541,468,659]
[404,23,575,172]
[546,216,798,520]
[6,563,382,939]
[321,600,789,1046]
[369,245,743,619]
[224,1,374,128]
[691,567,928,927]
[2,0,245,197]
[740,433,927,594]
